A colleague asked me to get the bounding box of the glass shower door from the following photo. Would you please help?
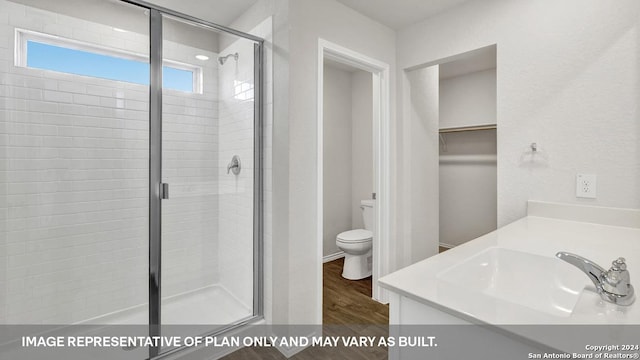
[158,14,259,332]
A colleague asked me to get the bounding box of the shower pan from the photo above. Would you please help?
[0,0,263,358]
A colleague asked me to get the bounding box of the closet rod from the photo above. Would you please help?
[439,154,497,164]
[439,124,496,133]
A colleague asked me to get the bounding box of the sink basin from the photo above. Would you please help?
[437,248,588,317]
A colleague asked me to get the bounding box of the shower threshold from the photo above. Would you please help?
[78,285,251,325]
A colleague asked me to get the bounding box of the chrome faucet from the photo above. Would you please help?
[556,252,635,306]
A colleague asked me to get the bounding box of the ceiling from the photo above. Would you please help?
[335,0,473,29]
[12,0,258,29]
[153,0,473,30]
[18,0,471,30]
[146,0,259,26]
[439,45,496,79]
[14,0,473,30]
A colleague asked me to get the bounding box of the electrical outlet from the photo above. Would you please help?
[576,174,597,199]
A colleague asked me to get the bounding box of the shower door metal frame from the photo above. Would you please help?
[119,1,264,358]
[148,10,163,358]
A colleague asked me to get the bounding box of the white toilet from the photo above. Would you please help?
[336,200,374,280]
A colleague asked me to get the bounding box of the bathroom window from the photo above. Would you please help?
[15,29,202,93]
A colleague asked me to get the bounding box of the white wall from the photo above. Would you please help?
[322,65,352,257]
[397,0,640,239]
[402,65,440,264]
[439,69,496,128]
[439,130,497,247]
[438,68,497,247]
[322,66,373,257]
[351,70,373,230]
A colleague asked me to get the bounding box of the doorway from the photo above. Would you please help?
[316,39,391,324]
[401,44,497,263]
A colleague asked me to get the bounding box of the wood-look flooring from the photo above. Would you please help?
[222,258,389,359]
[323,258,389,325]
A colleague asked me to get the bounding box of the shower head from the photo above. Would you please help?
[218,52,239,65]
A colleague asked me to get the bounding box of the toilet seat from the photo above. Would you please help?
[336,229,372,243]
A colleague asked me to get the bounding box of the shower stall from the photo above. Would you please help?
[0,0,263,357]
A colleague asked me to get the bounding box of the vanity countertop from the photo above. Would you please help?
[379,211,640,326]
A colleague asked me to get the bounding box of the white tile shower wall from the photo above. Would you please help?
[0,0,219,324]
[160,39,220,303]
[0,0,148,324]
[227,13,274,324]
[217,18,272,313]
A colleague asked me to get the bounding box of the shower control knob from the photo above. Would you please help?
[227,155,241,175]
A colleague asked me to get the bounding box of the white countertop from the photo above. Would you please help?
[379,214,640,325]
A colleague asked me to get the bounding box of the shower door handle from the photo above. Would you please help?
[160,183,169,199]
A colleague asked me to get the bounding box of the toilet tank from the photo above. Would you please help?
[360,200,375,231]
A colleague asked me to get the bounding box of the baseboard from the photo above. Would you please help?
[323,251,345,263]
[275,342,308,358]
[273,329,321,358]
[439,242,455,250]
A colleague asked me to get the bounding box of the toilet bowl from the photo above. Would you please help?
[336,200,374,280]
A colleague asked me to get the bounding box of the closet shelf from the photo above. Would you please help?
[439,154,497,164]
[439,124,496,133]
